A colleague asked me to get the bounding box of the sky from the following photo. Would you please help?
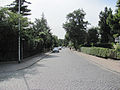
[0,0,118,39]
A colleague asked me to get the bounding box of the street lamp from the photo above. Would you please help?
[21,38,25,60]
[18,0,21,63]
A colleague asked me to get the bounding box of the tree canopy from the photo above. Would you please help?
[63,9,88,49]
[87,27,99,45]
[0,7,59,61]
[8,0,31,16]
[98,7,114,43]
[107,0,120,38]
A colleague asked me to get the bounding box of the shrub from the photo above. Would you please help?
[93,43,113,49]
[81,43,113,49]
[107,49,117,59]
[113,43,120,51]
[117,52,120,59]
[80,47,120,60]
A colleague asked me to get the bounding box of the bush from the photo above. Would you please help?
[93,43,113,49]
[80,47,120,60]
[81,43,113,49]
[113,43,120,51]
[117,52,120,59]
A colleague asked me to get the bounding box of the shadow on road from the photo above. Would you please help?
[0,62,47,82]
[0,53,59,82]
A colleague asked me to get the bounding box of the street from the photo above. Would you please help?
[0,48,120,90]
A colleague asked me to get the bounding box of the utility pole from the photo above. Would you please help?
[18,0,21,63]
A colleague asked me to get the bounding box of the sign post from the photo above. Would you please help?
[18,0,21,63]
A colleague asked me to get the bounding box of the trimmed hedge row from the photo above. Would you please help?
[80,47,120,60]
[82,43,113,49]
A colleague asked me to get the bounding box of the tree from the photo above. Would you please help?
[63,9,88,49]
[87,27,99,44]
[0,7,32,58]
[107,0,120,38]
[0,7,55,61]
[98,7,114,43]
[58,39,64,46]
[8,0,31,16]
[0,8,13,58]
[32,14,53,51]
[52,35,59,47]
[64,33,70,46]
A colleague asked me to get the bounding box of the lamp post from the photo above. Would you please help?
[21,38,25,60]
[18,0,21,63]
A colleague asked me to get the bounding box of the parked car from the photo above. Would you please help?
[52,47,59,53]
[58,46,62,50]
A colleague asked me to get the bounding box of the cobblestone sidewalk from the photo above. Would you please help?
[75,51,120,74]
[0,52,50,73]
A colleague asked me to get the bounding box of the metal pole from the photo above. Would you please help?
[18,0,21,63]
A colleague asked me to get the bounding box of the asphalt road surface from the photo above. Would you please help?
[0,48,120,90]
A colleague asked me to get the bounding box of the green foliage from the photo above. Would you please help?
[0,7,55,61]
[113,43,120,51]
[93,43,113,49]
[113,34,119,38]
[64,33,70,46]
[58,39,64,46]
[117,51,120,59]
[80,47,120,59]
[32,14,53,51]
[8,0,31,16]
[107,0,120,39]
[51,35,59,47]
[99,7,114,43]
[68,41,74,47]
[0,7,19,60]
[87,27,99,44]
[63,9,88,49]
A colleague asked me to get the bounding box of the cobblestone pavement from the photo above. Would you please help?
[0,48,120,90]
[0,53,50,73]
[75,51,120,74]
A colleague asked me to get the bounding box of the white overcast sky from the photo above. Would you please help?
[0,0,118,39]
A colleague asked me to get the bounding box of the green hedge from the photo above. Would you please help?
[80,47,120,60]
